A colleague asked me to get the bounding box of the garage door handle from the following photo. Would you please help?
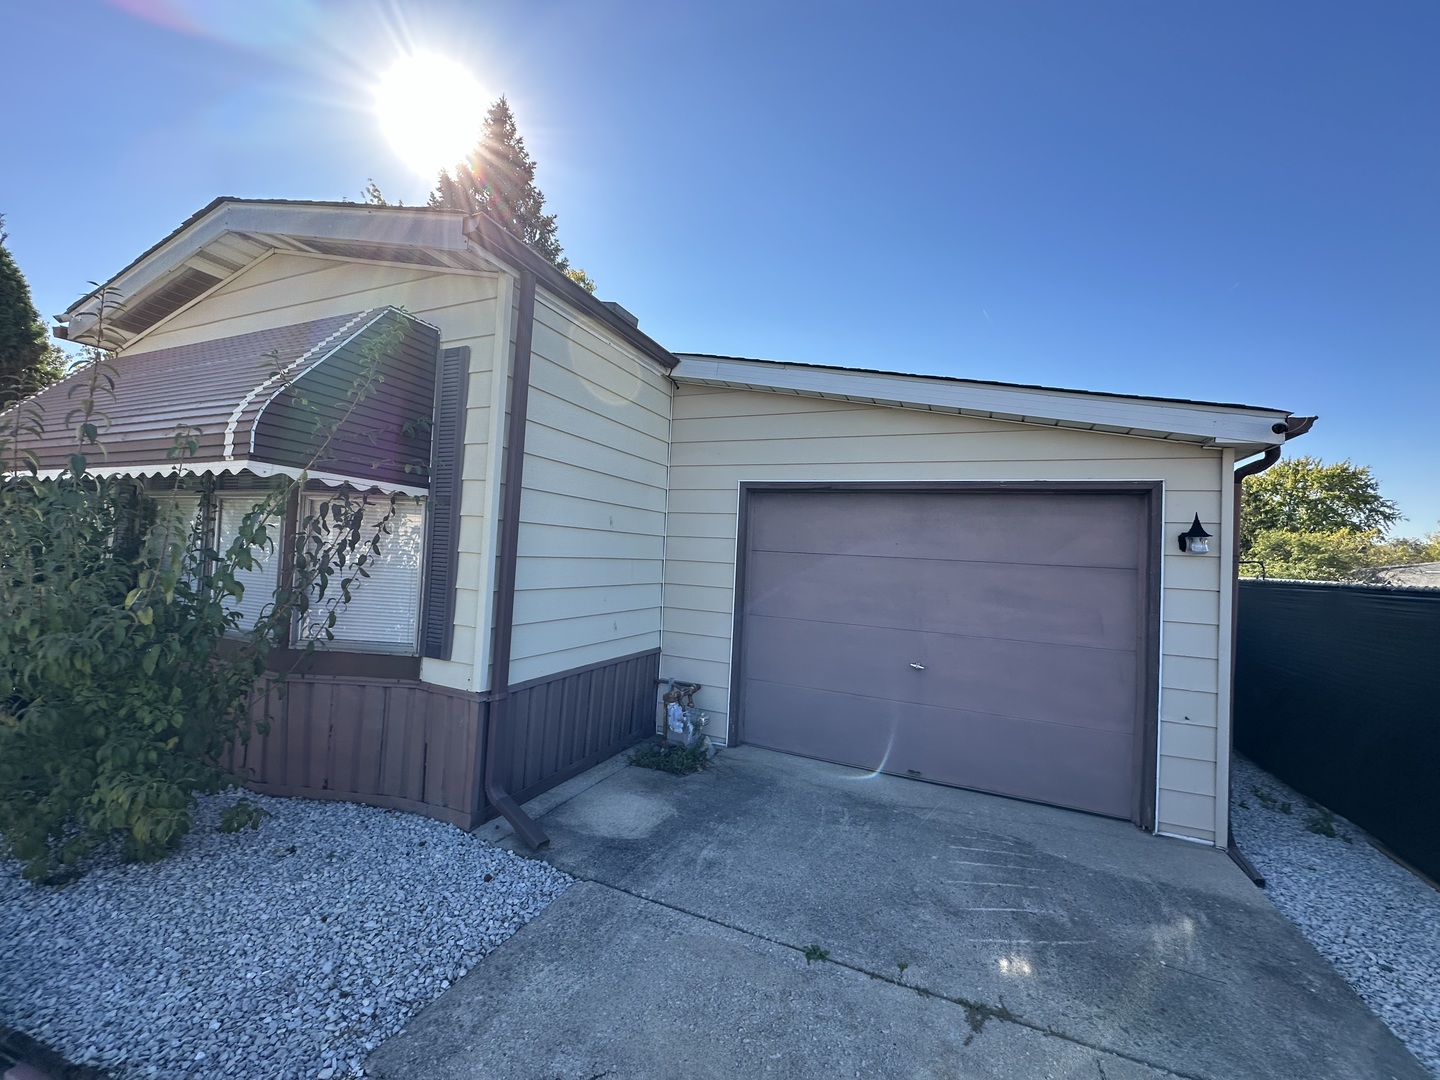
[910,663,925,671]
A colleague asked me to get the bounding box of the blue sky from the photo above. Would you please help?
[3,1,1436,532]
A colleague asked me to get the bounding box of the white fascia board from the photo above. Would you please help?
[673,355,1290,449]
[233,203,468,251]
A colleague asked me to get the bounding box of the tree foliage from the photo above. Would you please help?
[362,178,389,205]
[0,217,67,411]
[0,305,407,882]
[1242,527,1386,582]
[1239,455,1415,581]
[429,97,596,292]
[1240,456,1400,550]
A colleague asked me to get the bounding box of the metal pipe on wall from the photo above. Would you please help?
[1225,414,1314,879]
[481,267,549,850]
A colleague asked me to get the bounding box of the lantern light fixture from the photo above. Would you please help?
[1178,514,1213,554]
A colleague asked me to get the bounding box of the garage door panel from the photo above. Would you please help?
[743,679,1135,820]
[743,614,1137,731]
[746,549,1140,652]
[739,488,1149,822]
[750,490,1142,569]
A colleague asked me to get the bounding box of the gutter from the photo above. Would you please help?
[1225,414,1316,884]
[479,266,549,850]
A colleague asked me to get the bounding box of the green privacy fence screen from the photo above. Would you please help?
[1234,579,1440,882]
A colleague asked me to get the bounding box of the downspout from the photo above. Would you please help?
[1226,415,1316,884]
[481,266,549,850]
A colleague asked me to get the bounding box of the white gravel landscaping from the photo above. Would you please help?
[1231,755,1440,1077]
[0,792,573,1079]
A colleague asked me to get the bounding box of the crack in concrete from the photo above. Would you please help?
[569,874,1202,1080]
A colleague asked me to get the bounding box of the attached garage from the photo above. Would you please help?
[664,354,1313,847]
[734,485,1158,824]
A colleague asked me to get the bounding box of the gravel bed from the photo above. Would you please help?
[1231,756,1440,1077]
[0,793,573,1079]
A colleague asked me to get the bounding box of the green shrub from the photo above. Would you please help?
[0,314,406,882]
[628,738,713,776]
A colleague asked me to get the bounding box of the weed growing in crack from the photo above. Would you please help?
[802,944,830,964]
[962,1005,987,1046]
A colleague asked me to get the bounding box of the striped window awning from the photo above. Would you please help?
[4,308,441,496]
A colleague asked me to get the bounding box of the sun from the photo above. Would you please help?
[375,52,486,179]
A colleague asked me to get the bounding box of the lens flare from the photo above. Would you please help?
[375,52,486,178]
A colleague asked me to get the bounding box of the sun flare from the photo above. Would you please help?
[375,52,485,178]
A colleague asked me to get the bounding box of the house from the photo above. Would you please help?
[17,198,1313,850]
[1356,562,1440,588]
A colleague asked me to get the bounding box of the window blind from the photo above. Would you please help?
[215,496,281,632]
[298,497,424,653]
[147,495,202,571]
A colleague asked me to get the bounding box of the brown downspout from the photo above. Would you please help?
[1226,415,1315,884]
[481,267,549,850]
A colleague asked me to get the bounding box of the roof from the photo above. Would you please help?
[671,353,1311,452]
[7,307,438,494]
[1356,562,1440,588]
[59,198,678,371]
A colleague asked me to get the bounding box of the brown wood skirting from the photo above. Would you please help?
[230,675,482,830]
[494,648,662,809]
[228,648,662,831]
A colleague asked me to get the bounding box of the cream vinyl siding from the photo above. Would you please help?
[508,296,672,685]
[121,252,501,691]
[663,383,1231,845]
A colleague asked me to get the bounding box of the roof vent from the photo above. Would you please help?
[601,301,639,328]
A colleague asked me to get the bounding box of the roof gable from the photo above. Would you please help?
[60,198,677,371]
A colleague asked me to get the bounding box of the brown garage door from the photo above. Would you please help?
[737,487,1154,821]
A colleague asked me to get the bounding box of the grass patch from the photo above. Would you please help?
[628,738,712,776]
[1304,806,1345,839]
[1254,788,1292,815]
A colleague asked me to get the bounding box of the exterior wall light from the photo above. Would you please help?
[1178,514,1213,554]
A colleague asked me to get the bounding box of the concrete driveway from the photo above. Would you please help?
[369,747,1426,1080]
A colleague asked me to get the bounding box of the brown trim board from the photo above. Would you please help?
[729,480,1163,831]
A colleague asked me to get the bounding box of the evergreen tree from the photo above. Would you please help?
[430,97,595,291]
[0,217,66,410]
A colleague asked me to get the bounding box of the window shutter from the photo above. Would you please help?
[422,345,469,659]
